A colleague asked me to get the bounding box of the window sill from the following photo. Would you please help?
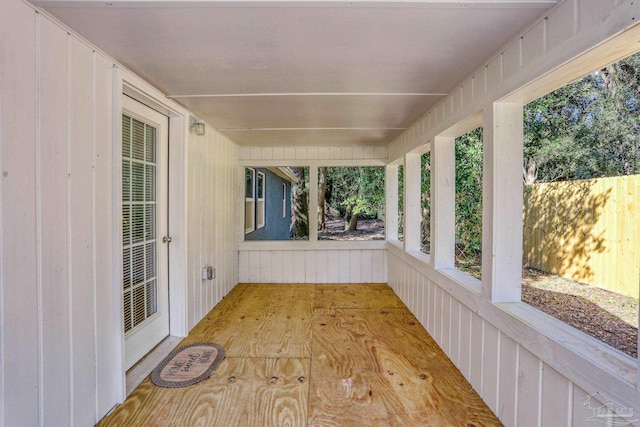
[497,301,636,387]
[437,267,482,295]
[239,240,387,251]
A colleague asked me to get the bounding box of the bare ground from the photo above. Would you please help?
[522,267,638,358]
[458,261,638,358]
[318,218,385,241]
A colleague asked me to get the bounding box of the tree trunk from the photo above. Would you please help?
[344,205,352,230]
[318,167,327,230]
[348,213,359,231]
[523,159,537,185]
[290,167,309,238]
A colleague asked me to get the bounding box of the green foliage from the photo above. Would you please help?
[455,128,483,260]
[397,164,404,235]
[326,166,385,220]
[524,52,640,183]
[421,153,431,251]
[449,52,640,266]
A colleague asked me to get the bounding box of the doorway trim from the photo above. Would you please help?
[113,68,189,401]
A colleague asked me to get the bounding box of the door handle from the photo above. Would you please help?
[162,236,172,243]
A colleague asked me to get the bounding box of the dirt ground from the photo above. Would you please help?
[522,267,637,358]
[318,218,385,241]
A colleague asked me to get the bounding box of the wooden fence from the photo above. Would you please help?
[523,174,640,299]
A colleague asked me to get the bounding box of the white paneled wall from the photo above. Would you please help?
[240,145,387,162]
[1,3,118,425]
[239,248,387,283]
[0,0,240,425]
[388,0,636,161]
[386,1,640,426]
[387,251,633,427]
[187,130,239,330]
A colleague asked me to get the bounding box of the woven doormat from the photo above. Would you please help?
[151,343,225,388]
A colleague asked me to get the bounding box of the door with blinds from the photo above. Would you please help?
[122,96,170,370]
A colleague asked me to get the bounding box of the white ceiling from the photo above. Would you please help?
[36,0,557,147]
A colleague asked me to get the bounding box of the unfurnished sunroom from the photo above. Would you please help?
[1,0,640,425]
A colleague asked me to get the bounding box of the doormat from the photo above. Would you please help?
[151,343,225,388]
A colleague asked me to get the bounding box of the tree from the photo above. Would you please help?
[524,52,640,184]
[318,167,327,230]
[324,167,385,231]
[421,153,431,252]
[290,167,309,238]
[455,128,483,261]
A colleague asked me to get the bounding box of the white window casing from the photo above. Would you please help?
[245,168,255,234]
[257,171,265,229]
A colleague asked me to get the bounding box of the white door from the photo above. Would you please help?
[122,96,170,370]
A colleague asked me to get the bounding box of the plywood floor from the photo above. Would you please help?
[98,284,502,426]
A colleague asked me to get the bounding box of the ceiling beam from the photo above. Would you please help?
[34,0,558,9]
[169,92,448,98]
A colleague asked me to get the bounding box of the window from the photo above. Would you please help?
[282,183,286,218]
[522,52,640,358]
[420,151,431,255]
[454,128,483,279]
[244,166,308,241]
[317,166,385,241]
[397,163,404,242]
[257,171,265,229]
[245,168,255,233]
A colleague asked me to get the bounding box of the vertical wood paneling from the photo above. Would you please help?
[517,347,542,427]
[271,250,284,283]
[349,250,362,283]
[458,305,472,380]
[327,250,340,283]
[361,250,373,283]
[239,251,249,282]
[260,251,272,283]
[38,17,71,426]
[498,335,518,426]
[338,251,350,283]
[315,250,328,283]
[371,251,387,282]
[93,54,118,418]
[238,249,387,284]
[69,38,97,427]
[481,326,499,414]
[305,251,317,283]
[293,250,305,283]
[2,1,243,424]
[469,312,484,393]
[547,0,576,51]
[541,363,571,427]
[1,3,39,426]
[441,293,451,356]
[571,384,606,427]
[449,300,460,366]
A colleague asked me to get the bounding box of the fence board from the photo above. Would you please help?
[523,175,640,298]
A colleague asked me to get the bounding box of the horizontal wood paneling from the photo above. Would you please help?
[239,249,387,284]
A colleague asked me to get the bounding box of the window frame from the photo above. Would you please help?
[282,182,286,218]
[245,167,255,234]
[256,171,266,229]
